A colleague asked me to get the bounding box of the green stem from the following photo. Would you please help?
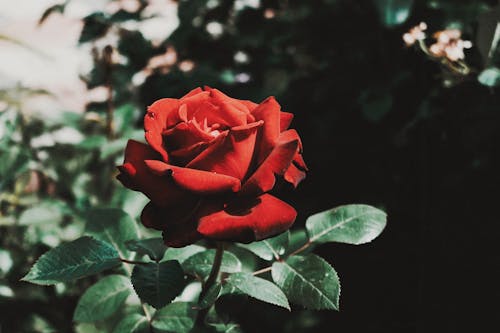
[196,242,224,325]
[287,240,312,257]
[253,266,272,276]
[201,242,224,298]
[252,240,313,276]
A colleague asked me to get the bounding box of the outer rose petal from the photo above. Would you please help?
[117,140,191,207]
[181,87,203,99]
[187,121,263,180]
[284,163,306,188]
[144,160,241,194]
[145,99,180,161]
[141,201,201,247]
[240,129,301,196]
[280,112,294,132]
[284,153,308,188]
[197,194,297,242]
[251,97,281,163]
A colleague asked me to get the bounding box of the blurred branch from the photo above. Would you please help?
[103,45,115,139]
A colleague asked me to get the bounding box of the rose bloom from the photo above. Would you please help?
[117,87,307,247]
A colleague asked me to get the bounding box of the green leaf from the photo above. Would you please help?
[18,204,63,226]
[163,245,205,263]
[79,12,111,43]
[272,254,340,310]
[182,250,241,278]
[78,135,107,150]
[240,231,289,261]
[22,236,121,285]
[126,238,166,261]
[206,308,243,333]
[152,302,197,333]
[100,138,128,160]
[75,322,107,333]
[74,275,131,322]
[225,273,290,310]
[85,208,139,259]
[373,0,413,27]
[287,229,314,256]
[111,187,149,219]
[478,67,500,87]
[477,7,500,65]
[306,204,387,245]
[197,283,222,309]
[114,104,137,134]
[131,261,186,309]
[112,314,149,333]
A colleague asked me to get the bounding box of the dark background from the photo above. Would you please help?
[138,1,499,332]
[2,0,499,332]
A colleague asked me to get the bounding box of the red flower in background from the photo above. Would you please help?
[117,87,307,247]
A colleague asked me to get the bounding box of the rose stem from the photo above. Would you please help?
[196,242,224,325]
[201,242,224,297]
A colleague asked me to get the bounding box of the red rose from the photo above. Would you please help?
[117,87,307,247]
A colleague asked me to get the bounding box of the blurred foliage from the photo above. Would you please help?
[1,0,500,332]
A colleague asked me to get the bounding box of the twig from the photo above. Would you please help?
[120,258,149,265]
[251,240,313,276]
[102,45,115,139]
[252,266,272,276]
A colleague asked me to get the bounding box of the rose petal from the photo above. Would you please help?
[279,129,303,151]
[292,153,308,171]
[181,87,203,99]
[284,163,306,188]
[240,100,258,113]
[251,97,281,163]
[187,121,263,180]
[176,91,211,123]
[169,141,210,166]
[280,112,294,132]
[162,228,202,248]
[197,194,297,242]
[208,88,251,114]
[163,120,214,151]
[193,101,247,128]
[141,201,202,247]
[117,140,191,207]
[145,99,180,161]
[240,129,300,196]
[145,160,241,194]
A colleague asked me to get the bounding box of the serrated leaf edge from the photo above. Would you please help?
[273,255,341,311]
